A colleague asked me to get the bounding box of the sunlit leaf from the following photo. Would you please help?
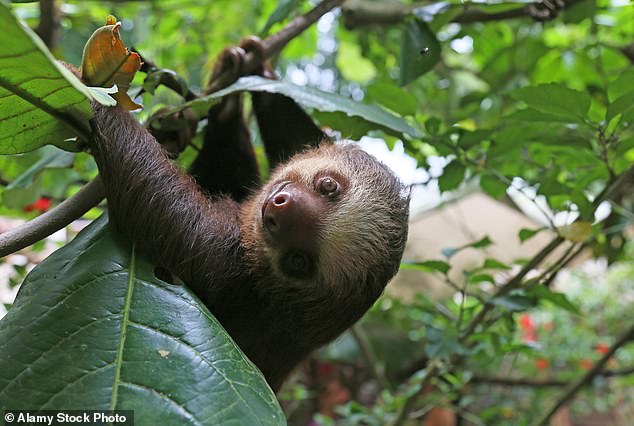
[81,15,142,110]
[401,260,450,275]
[557,221,593,243]
[510,83,591,123]
[205,76,422,138]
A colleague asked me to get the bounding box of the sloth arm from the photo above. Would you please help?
[90,103,242,288]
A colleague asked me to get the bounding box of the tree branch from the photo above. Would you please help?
[341,0,583,28]
[0,177,105,258]
[205,0,344,94]
[1,0,342,257]
[350,324,391,390]
[35,0,60,50]
[472,366,634,387]
[388,360,442,426]
[534,323,634,426]
[461,163,634,340]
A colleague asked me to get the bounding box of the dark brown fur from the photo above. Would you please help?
[90,100,409,391]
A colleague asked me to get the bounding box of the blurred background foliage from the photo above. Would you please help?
[1,0,633,425]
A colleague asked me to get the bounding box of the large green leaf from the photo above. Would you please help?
[399,18,440,86]
[200,76,421,138]
[510,83,591,124]
[2,146,75,208]
[0,215,284,425]
[0,4,92,154]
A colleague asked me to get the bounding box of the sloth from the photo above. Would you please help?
[85,57,409,391]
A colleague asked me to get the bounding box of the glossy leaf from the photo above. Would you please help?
[399,18,440,86]
[0,215,284,423]
[0,4,92,154]
[205,76,421,138]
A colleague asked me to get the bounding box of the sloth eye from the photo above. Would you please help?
[318,177,339,196]
[289,252,307,271]
[284,252,313,278]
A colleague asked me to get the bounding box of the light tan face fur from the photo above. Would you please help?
[242,143,409,293]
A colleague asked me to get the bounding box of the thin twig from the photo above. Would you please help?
[460,235,564,339]
[388,360,442,426]
[461,163,634,340]
[350,324,391,390]
[534,323,634,426]
[472,366,634,387]
[0,177,105,258]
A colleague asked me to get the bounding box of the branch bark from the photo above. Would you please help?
[0,177,105,258]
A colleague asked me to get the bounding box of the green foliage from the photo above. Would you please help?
[399,18,440,86]
[0,4,92,154]
[209,76,421,138]
[0,215,284,422]
[2,146,75,208]
[1,0,633,423]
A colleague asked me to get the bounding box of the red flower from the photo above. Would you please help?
[579,359,593,370]
[535,358,549,370]
[519,314,538,343]
[595,343,610,355]
[23,197,52,213]
[519,314,534,330]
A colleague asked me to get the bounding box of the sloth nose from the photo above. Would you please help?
[263,187,319,247]
[263,191,294,234]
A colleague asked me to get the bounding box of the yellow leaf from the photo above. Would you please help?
[557,221,592,242]
[80,16,142,110]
